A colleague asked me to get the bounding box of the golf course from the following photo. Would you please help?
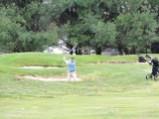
[0,52,159,119]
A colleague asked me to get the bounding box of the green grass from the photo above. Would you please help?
[0,53,159,119]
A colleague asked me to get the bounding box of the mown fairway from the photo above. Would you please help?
[0,53,159,119]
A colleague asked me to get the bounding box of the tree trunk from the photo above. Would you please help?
[151,42,159,53]
[117,43,124,55]
[95,47,102,55]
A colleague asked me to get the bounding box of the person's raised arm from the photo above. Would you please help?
[63,56,68,64]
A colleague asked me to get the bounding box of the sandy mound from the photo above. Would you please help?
[16,75,80,82]
[18,66,80,82]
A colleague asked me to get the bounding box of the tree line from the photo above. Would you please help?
[0,0,159,55]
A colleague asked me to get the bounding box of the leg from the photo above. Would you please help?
[150,73,152,80]
[153,67,158,81]
[67,71,72,81]
[72,71,78,81]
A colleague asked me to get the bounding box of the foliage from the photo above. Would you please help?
[115,0,159,54]
[0,0,159,54]
[90,21,116,54]
[0,5,26,52]
[130,11,158,48]
[0,3,58,52]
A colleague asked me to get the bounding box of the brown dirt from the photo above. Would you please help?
[22,66,61,69]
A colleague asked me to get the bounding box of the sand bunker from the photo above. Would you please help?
[18,66,80,82]
[17,75,80,82]
[22,66,61,69]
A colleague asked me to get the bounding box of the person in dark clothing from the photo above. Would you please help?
[145,54,159,80]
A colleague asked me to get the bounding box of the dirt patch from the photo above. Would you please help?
[22,66,61,69]
[90,61,147,64]
[16,75,80,82]
[89,61,133,64]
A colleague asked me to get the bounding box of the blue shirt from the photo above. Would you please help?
[68,60,76,72]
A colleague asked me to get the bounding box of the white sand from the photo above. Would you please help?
[16,75,80,82]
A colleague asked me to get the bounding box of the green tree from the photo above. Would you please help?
[0,0,42,8]
[91,21,116,54]
[0,6,26,52]
[57,0,118,54]
[115,13,134,54]
[115,11,158,54]
[130,12,158,50]
[0,5,58,52]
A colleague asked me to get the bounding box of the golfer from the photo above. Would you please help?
[63,56,78,81]
[145,54,159,80]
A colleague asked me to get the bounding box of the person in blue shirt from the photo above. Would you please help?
[63,56,78,81]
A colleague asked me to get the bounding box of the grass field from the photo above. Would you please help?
[0,53,159,119]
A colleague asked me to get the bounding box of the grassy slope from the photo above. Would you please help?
[0,52,138,77]
[0,52,138,65]
[0,53,159,119]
